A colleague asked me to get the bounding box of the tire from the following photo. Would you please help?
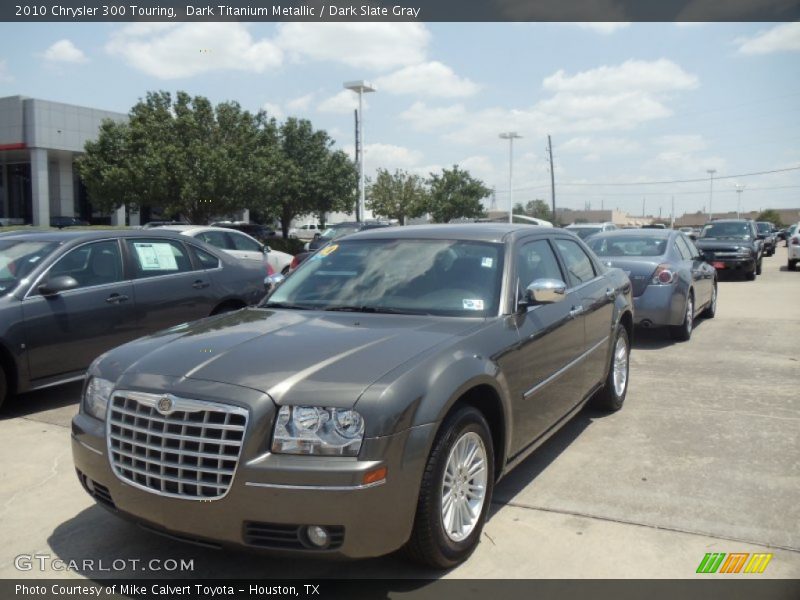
[404,406,495,569]
[669,292,694,341]
[591,324,630,412]
[789,260,798,271]
[0,366,7,411]
[701,282,717,319]
[745,270,756,281]
[756,260,762,275]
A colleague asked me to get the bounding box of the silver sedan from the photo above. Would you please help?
[586,229,717,341]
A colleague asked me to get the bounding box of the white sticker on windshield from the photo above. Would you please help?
[481,257,494,268]
[134,242,178,271]
[463,299,484,311]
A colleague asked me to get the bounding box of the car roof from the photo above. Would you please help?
[588,228,673,239]
[344,223,550,243]
[566,223,610,227]
[0,228,189,243]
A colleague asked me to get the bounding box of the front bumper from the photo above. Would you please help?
[703,256,756,274]
[71,410,434,559]
[633,284,685,327]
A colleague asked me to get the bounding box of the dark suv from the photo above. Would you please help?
[756,222,776,256]
[695,219,763,280]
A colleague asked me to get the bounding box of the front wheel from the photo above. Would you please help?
[756,260,762,275]
[591,324,630,412]
[404,406,495,569]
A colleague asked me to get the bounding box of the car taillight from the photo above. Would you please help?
[651,264,676,285]
[792,238,799,246]
[266,262,275,276]
[290,256,300,269]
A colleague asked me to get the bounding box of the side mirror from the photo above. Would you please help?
[39,275,79,297]
[518,278,567,311]
[264,273,285,294]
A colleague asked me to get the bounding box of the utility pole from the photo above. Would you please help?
[706,169,716,222]
[735,184,744,219]
[547,135,556,223]
[671,196,675,229]
[353,109,360,220]
[642,197,646,218]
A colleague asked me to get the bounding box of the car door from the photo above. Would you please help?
[504,238,587,455]
[125,237,218,335]
[21,239,137,381]
[677,234,713,306]
[553,237,614,394]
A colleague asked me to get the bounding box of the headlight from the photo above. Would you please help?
[736,247,752,256]
[83,377,114,420]
[272,406,365,456]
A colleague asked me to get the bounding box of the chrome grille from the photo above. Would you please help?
[107,391,248,500]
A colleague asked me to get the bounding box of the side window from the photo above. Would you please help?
[196,230,232,250]
[554,238,597,287]
[191,245,221,269]
[516,240,564,297]
[126,239,194,278]
[46,240,123,290]
[229,232,262,252]
[676,235,696,260]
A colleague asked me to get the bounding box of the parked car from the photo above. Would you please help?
[290,223,321,240]
[586,229,716,341]
[304,221,393,253]
[72,224,633,568]
[160,225,293,275]
[678,226,698,241]
[694,219,763,281]
[564,222,617,240]
[756,222,776,257]
[0,230,266,409]
[50,216,89,229]
[785,223,799,247]
[787,223,800,271]
[211,222,277,243]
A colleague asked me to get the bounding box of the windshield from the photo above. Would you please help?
[587,236,667,257]
[0,240,60,297]
[319,225,360,241]
[265,238,504,317]
[567,227,602,240]
[701,222,752,240]
[756,222,771,233]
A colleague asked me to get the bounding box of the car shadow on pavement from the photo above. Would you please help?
[491,406,600,511]
[630,318,710,351]
[1,381,82,420]
[46,504,444,581]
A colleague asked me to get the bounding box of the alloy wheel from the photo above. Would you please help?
[612,335,629,397]
[441,432,488,542]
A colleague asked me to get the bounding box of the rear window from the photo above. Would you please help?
[587,236,668,257]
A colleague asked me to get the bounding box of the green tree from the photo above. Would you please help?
[525,199,552,221]
[367,169,429,225]
[78,91,272,224]
[259,118,357,238]
[425,165,490,223]
[756,209,784,227]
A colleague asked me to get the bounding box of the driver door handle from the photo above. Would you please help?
[569,306,584,318]
[106,293,129,304]
[192,280,210,289]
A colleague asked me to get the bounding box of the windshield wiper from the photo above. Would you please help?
[261,301,313,310]
[324,305,429,315]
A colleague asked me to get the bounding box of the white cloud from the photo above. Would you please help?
[543,59,698,94]
[736,23,800,55]
[374,62,479,98]
[286,93,314,111]
[400,102,469,132]
[275,23,429,70]
[459,155,496,181]
[317,90,363,114]
[106,23,282,79]
[0,59,12,83]
[560,136,641,161]
[344,142,423,174]
[42,39,88,64]
[655,134,707,154]
[572,23,630,35]
[261,102,283,120]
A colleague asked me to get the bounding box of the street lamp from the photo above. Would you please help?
[499,132,522,224]
[344,80,376,223]
[735,184,744,219]
[706,169,717,221]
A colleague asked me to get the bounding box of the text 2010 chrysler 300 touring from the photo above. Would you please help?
[72,224,633,568]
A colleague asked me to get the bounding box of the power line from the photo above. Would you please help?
[551,166,800,188]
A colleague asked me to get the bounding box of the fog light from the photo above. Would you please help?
[84,477,96,494]
[306,525,330,548]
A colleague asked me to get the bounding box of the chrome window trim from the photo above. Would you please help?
[106,390,249,501]
[523,335,610,398]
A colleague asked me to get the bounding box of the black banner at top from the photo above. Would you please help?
[3,0,800,22]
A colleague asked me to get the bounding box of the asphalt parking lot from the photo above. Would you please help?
[0,246,798,580]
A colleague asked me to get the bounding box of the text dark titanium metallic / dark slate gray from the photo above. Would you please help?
[0,230,266,408]
[71,224,634,568]
[586,229,717,341]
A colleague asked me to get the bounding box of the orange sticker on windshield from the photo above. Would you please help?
[319,244,339,257]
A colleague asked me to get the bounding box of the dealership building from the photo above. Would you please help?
[0,95,127,226]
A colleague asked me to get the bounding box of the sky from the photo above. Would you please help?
[1,21,799,219]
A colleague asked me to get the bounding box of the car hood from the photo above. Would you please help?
[107,308,481,408]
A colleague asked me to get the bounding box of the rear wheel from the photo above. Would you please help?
[404,406,494,569]
[745,270,756,281]
[701,282,717,319]
[591,324,629,412]
[789,259,798,271]
[669,293,694,341]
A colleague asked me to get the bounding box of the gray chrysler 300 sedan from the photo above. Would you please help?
[71,224,633,568]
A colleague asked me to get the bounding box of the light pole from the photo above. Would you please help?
[706,169,717,221]
[344,80,376,223]
[735,184,744,219]
[499,132,522,224]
